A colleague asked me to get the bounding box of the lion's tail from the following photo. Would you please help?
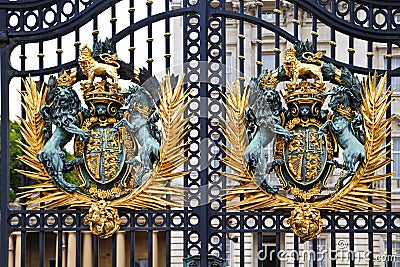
[302,51,323,66]
[100,53,120,69]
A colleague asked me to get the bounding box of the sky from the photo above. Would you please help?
[8,1,172,120]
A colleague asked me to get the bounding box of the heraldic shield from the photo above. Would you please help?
[74,81,139,191]
[17,38,189,238]
[222,40,393,241]
[274,82,339,191]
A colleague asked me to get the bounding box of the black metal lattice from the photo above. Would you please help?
[1,0,400,266]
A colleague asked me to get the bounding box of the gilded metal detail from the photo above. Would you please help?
[78,44,120,86]
[84,200,121,239]
[17,38,190,239]
[287,204,323,241]
[223,40,392,241]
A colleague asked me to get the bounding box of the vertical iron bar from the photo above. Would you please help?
[330,28,336,59]
[294,235,299,267]
[330,1,336,59]
[312,15,317,51]
[75,27,80,59]
[274,0,280,69]
[349,212,354,267]
[367,41,373,70]
[20,41,27,267]
[275,214,280,267]
[293,3,299,40]
[93,234,99,267]
[331,213,336,267]
[239,214,245,267]
[386,42,393,267]
[130,213,135,267]
[57,214,63,267]
[129,0,135,65]
[312,238,317,267]
[182,0,190,261]
[239,1,245,265]
[165,223,171,267]
[112,234,117,267]
[148,214,153,267]
[57,231,63,267]
[147,1,153,75]
[111,3,117,40]
[76,213,82,267]
[39,216,45,267]
[38,40,44,87]
[182,0,189,259]
[348,1,355,65]
[199,0,209,265]
[368,203,374,267]
[0,11,10,265]
[239,0,244,88]
[220,0,228,264]
[57,36,62,65]
[93,15,98,44]
[38,38,45,230]
[256,2,262,76]
[148,231,153,267]
[257,232,263,267]
[165,0,171,70]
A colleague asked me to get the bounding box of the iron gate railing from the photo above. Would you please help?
[1,0,400,266]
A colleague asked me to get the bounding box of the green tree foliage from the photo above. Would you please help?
[5,120,80,202]
[10,120,23,202]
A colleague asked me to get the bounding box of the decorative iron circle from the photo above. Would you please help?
[62,1,76,18]
[373,9,388,29]
[7,12,20,30]
[336,0,350,17]
[354,5,369,25]
[373,215,387,229]
[44,214,58,227]
[43,7,57,27]
[24,11,39,31]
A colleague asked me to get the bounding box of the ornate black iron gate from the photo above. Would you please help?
[1,0,400,266]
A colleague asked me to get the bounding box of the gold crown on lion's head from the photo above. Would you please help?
[259,71,279,88]
[80,44,92,57]
[285,46,296,57]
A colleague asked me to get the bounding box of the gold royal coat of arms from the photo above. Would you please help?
[222,41,393,241]
[18,39,190,238]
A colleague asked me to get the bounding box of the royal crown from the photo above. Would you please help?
[80,80,126,109]
[284,46,297,63]
[259,71,279,88]
[79,45,92,58]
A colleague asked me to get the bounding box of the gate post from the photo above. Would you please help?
[0,6,10,266]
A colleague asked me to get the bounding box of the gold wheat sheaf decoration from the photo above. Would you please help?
[222,73,392,212]
[18,74,189,210]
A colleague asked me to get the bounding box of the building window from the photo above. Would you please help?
[226,53,233,84]
[308,238,327,267]
[384,241,400,266]
[385,57,400,91]
[395,14,400,24]
[393,138,400,189]
[261,54,275,72]
[262,11,275,21]
[211,236,231,266]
